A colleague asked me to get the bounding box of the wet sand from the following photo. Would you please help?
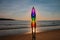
[0,29,60,40]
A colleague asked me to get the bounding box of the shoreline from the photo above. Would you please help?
[0,29,60,40]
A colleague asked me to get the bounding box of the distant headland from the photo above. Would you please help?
[0,18,15,21]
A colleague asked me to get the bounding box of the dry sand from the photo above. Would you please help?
[0,29,60,40]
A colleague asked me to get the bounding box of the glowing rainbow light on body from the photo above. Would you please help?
[31,7,36,28]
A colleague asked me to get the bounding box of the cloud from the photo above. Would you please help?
[0,0,60,20]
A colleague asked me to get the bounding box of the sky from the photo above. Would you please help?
[0,0,60,20]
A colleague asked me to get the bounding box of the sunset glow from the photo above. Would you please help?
[0,0,60,20]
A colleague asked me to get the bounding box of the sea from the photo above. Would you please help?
[0,20,60,36]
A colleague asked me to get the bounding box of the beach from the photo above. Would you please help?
[0,29,60,40]
[0,20,60,40]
